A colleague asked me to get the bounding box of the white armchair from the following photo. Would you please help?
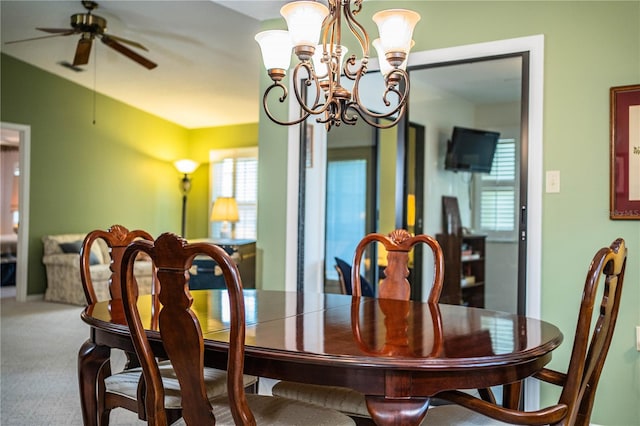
[42,233,154,305]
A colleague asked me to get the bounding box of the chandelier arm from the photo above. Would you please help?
[321,1,339,52]
[347,103,406,129]
[340,103,359,126]
[343,55,360,81]
[352,0,364,15]
[351,69,410,119]
[291,62,330,116]
[262,82,312,126]
[343,0,370,59]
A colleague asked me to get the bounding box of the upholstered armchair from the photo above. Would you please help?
[42,233,154,305]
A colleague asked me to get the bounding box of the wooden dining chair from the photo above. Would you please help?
[334,257,375,297]
[118,232,355,426]
[272,229,445,423]
[79,225,255,425]
[425,238,627,426]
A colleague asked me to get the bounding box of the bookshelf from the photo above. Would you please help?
[436,233,486,308]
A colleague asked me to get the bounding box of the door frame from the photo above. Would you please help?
[1,121,31,302]
[285,35,544,408]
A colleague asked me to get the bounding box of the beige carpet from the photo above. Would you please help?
[1,297,143,425]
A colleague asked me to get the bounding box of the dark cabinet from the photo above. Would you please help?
[188,239,256,290]
[436,234,486,308]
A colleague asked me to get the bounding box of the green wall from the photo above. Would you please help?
[0,54,259,296]
[1,54,188,296]
[257,2,639,424]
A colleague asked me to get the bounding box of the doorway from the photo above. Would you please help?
[289,35,544,409]
[406,53,526,315]
[0,122,30,302]
[320,120,426,299]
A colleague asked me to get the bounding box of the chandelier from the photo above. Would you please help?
[255,0,420,130]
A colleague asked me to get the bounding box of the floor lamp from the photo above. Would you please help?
[174,159,199,237]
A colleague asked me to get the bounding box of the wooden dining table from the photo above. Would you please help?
[79,289,563,425]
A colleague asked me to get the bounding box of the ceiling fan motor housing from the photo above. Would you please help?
[70,13,106,34]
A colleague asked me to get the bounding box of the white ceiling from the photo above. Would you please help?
[1,0,288,129]
[1,1,520,130]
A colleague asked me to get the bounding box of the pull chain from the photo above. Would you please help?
[92,49,97,125]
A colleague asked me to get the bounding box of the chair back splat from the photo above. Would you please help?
[80,224,156,304]
[351,229,444,303]
[120,233,249,425]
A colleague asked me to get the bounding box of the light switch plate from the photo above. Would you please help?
[636,326,640,351]
[546,170,560,193]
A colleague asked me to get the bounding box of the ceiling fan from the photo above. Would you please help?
[5,1,157,70]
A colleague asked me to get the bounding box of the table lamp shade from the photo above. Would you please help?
[211,197,239,223]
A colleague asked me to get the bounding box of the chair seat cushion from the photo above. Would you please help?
[272,381,483,420]
[423,404,507,425]
[272,381,370,417]
[171,394,355,426]
[104,361,257,409]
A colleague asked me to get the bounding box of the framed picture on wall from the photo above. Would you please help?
[610,84,640,220]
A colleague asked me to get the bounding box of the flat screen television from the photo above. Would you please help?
[445,126,500,173]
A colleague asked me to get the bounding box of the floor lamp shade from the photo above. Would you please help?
[211,197,239,238]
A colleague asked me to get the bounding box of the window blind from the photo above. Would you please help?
[211,155,258,239]
[475,138,517,239]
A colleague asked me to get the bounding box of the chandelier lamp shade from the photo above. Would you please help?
[255,0,420,131]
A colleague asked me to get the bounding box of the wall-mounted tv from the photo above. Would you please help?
[445,126,500,173]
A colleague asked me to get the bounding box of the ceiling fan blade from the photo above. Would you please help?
[106,34,149,51]
[37,27,78,34]
[73,38,93,66]
[4,30,76,45]
[100,35,157,69]
[58,61,85,72]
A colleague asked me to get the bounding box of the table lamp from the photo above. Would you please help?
[211,197,239,239]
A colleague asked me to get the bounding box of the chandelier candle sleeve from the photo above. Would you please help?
[255,0,421,130]
[373,38,412,81]
[312,44,348,80]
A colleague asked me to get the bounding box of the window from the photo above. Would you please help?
[325,158,368,280]
[473,138,518,241]
[210,148,258,239]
